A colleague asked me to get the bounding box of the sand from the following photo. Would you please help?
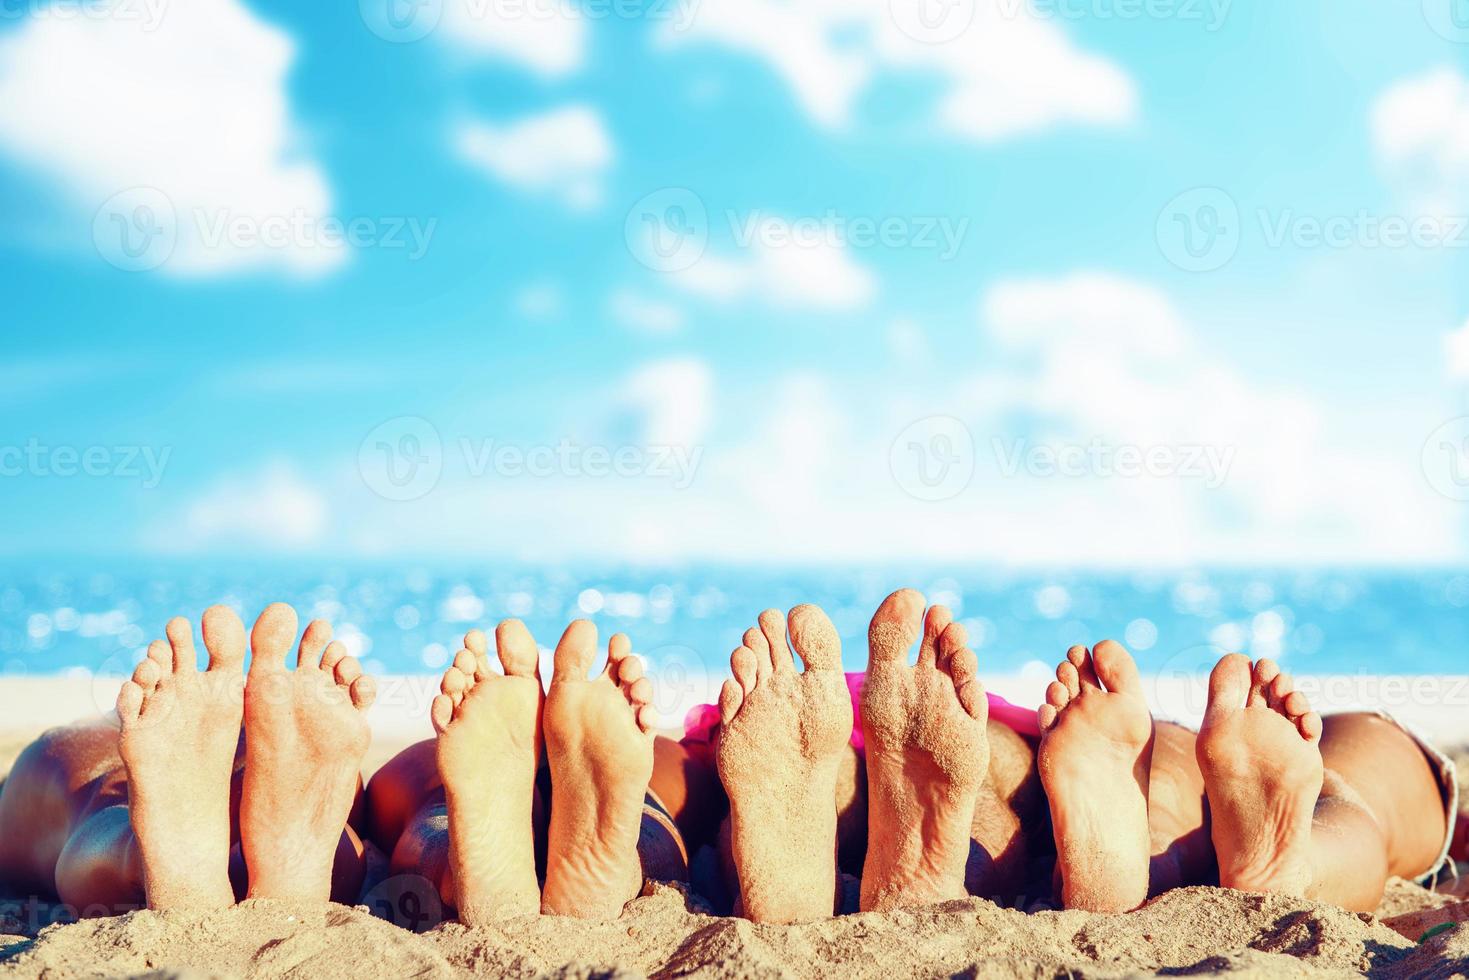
[3,729,1469,978]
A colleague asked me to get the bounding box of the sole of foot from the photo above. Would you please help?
[432,621,545,923]
[1196,654,1323,898]
[716,605,853,924]
[540,620,656,919]
[860,589,989,912]
[240,603,376,902]
[117,606,246,910]
[1037,640,1155,912]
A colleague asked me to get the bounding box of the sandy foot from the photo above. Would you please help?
[716,606,852,923]
[432,622,545,923]
[117,607,246,909]
[1037,640,1155,912]
[1197,654,1323,898]
[240,604,376,902]
[541,621,656,919]
[860,590,988,912]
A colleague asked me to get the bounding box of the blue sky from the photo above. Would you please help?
[1,0,1467,565]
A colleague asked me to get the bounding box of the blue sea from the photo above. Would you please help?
[2,564,1467,690]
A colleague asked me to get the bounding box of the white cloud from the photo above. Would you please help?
[514,280,565,319]
[621,357,712,447]
[1449,319,1469,379]
[453,105,613,209]
[661,0,1137,140]
[670,221,877,310]
[1372,68,1469,180]
[607,288,686,334]
[0,0,338,276]
[439,0,586,77]
[161,462,328,552]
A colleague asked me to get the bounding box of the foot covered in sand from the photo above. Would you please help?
[541,621,656,918]
[241,604,376,902]
[1197,654,1323,898]
[1038,641,1155,912]
[860,590,989,911]
[717,606,852,923]
[117,607,247,909]
[432,621,545,922]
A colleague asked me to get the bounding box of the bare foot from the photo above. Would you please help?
[117,607,246,909]
[240,603,376,902]
[716,606,852,923]
[541,620,656,918]
[1037,640,1155,912]
[1197,654,1323,898]
[860,590,988,912]
[432,621,544,923]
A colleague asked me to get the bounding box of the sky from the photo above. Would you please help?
[1,0,1468,567]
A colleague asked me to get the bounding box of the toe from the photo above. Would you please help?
[868,588,924,669]
[605,632,633,677]
[627,676,653,706]
[1267,672,1294,712]
[431,693,453,734]
[349,675,376,711]
[298,619,333,670]
[165,616,197,674]
[552,619,598,682]
[1299,711,1323,743]
[615,650,644,686]
[1066,645,1100,689]
[1046,680,1070,709]
[320,640,347,674]
[1249,659,1279,706]
[743,626,772,679]
[787,603,842,672]
[918,605,953,669]
[1205,653,1253,723]
[759,609,794,673]
[1038,703,1058,732]
[200,605,246,672]
[941,625,974,683]
[636,704,656,733]
[731,646,758,695]
[147,640,169,666]
[117,681,144,726]
[718,677,743,726]
[956,679,988,722]
[441,665,469,705]
[1057,660,1081,698]
[1092,639,1142,694]
[134,651,163,691]
[495,620,540,678]
[1283,689,1310,718]
[248,603,298,676]
[334,655,363,687]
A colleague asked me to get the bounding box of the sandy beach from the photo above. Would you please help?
[3,675,1469,978]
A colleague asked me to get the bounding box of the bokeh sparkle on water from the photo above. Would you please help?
[3,564,1468,690]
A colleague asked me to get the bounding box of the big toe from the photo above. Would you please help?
[496,619,540,678]
[1092,640,1142,694]
[788,604,842,672]
[1204,653,1253,724]
[201,605,247,671]
[552,619,598,681]
[868,589,924,667]
[249,603,298,674]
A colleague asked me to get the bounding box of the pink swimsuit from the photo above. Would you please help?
[682,672,1039,750]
